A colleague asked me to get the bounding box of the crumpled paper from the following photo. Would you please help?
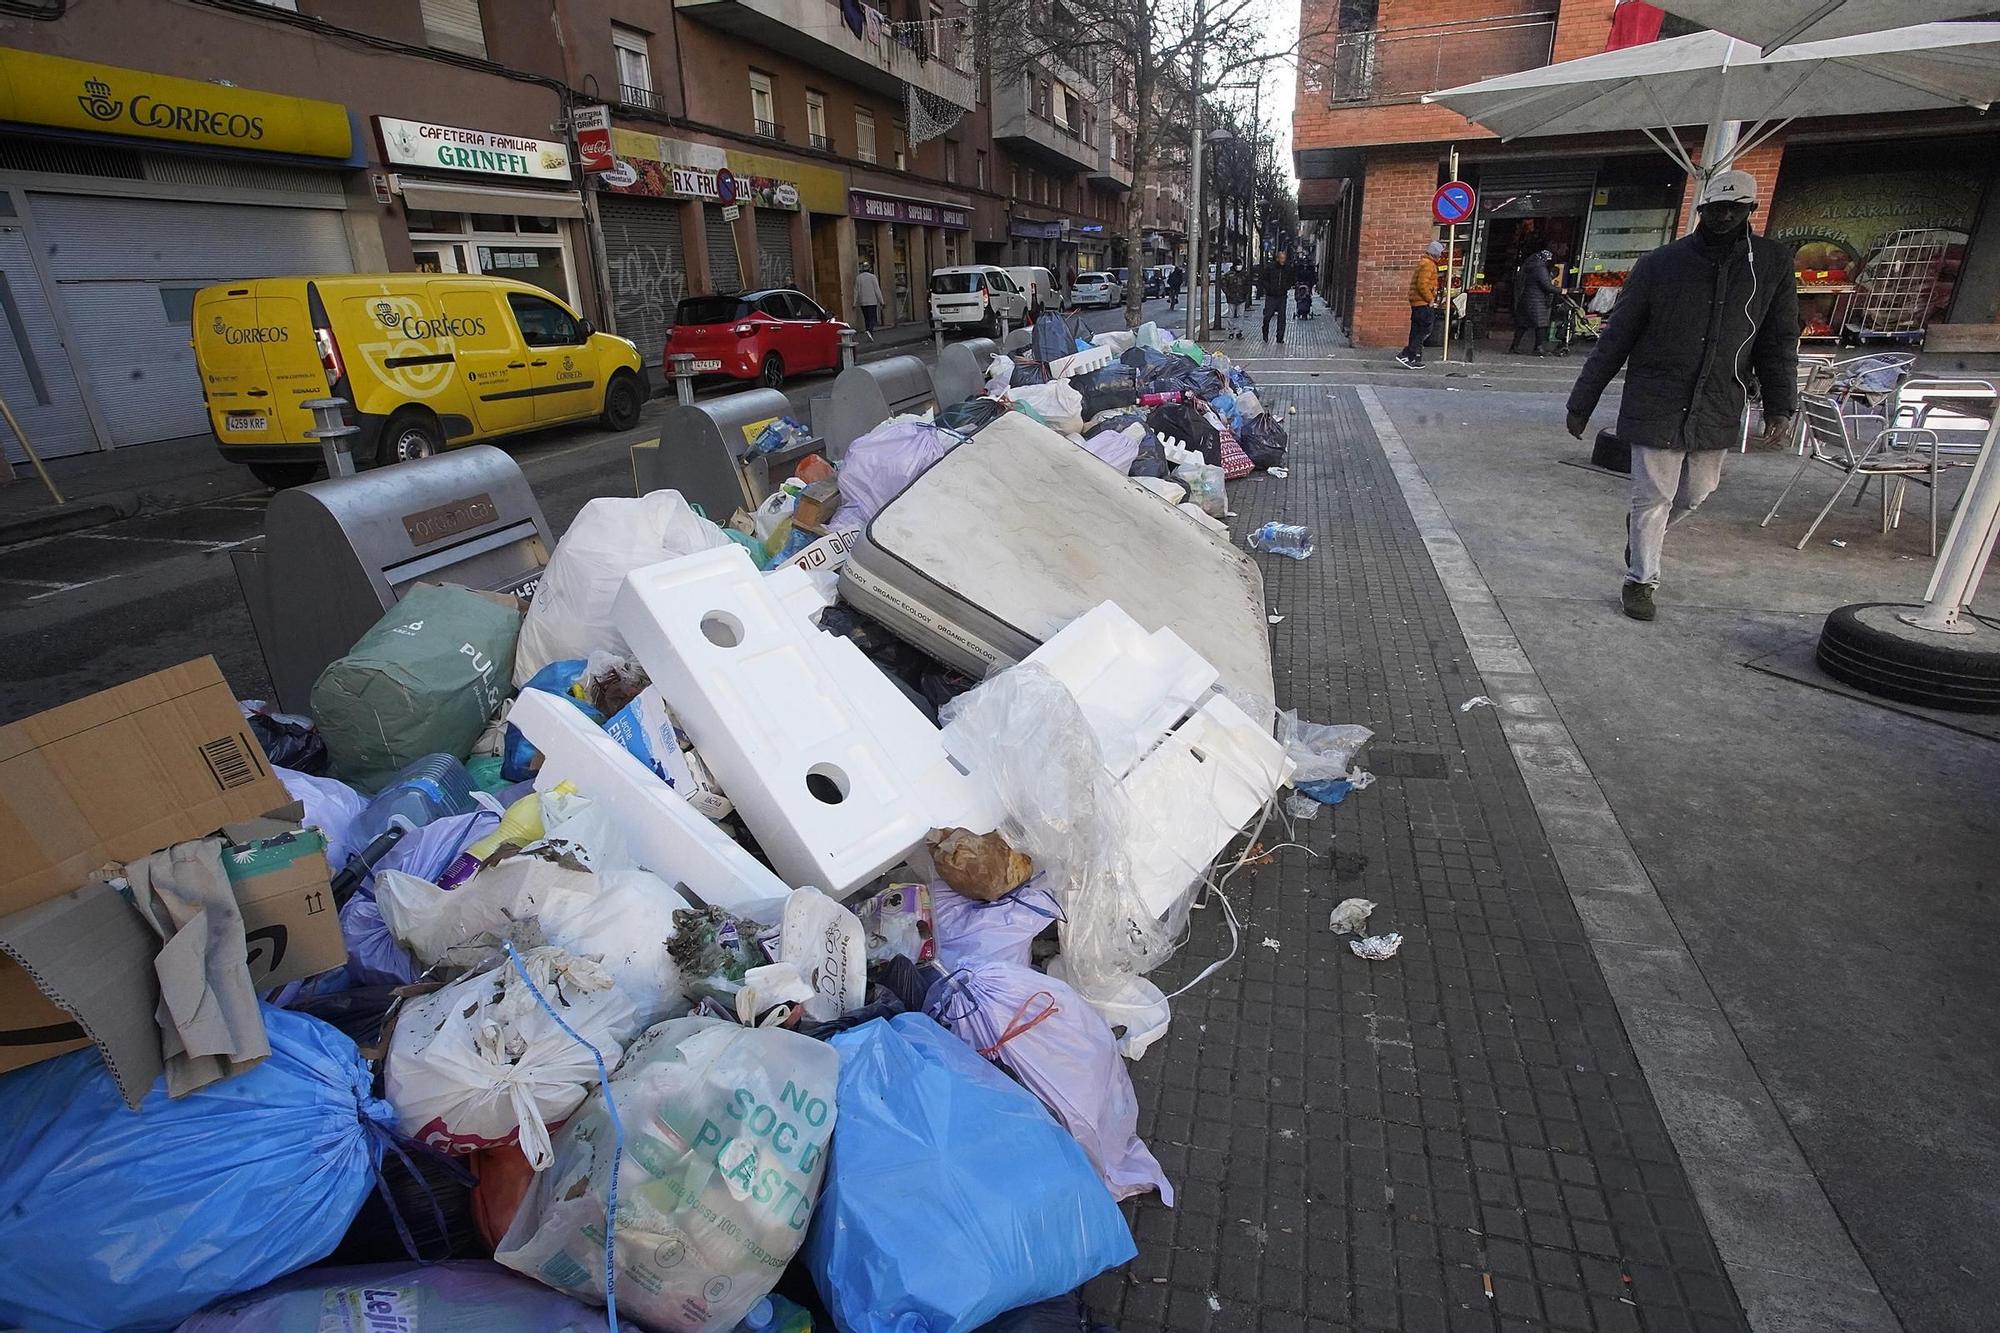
[1328,898,1376,935]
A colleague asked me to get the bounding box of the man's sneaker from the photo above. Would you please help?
[1394,353,1419,369]
[1621,581,1656,621]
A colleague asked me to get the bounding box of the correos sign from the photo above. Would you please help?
[377,116,572,182]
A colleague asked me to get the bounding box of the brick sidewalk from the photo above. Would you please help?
[1083,368,1748,1332]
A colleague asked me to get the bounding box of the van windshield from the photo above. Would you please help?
[929,273,985,295]
[676,296,752,325]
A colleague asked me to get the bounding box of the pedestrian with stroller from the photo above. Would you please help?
[1510,249,1559,355]
[1565,170,1799,622]
[1395,240,1445,369]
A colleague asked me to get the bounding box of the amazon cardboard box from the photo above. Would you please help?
[0,658,309,1099]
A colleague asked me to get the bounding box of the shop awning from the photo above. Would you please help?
[392,176,585,219]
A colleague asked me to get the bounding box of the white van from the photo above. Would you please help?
[927,265,1028,334]
[1006,266,1056,317]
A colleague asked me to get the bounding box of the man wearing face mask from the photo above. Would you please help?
[1565,170,1799,621]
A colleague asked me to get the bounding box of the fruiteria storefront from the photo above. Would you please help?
[378,116,585,305]
[0,47,361,458]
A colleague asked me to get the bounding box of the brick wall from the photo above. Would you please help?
[1353,150,1446,347]
[1676,135,1788,234]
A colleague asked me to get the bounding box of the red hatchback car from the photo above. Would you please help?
[665,289,850,388]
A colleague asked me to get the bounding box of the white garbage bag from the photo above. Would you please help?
[1007,380,1086,435]
[384,947,639,1169]
[497,1016,840,1331]
[515,491,733,685]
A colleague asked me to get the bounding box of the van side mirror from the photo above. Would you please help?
[578,318,595,338]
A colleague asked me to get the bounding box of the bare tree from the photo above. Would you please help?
[975,0,1327,325]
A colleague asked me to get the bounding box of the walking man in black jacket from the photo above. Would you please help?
[1260,249,1291,343]
[1566,170,1799,621]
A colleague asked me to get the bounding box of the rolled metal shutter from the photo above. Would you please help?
[598,194,687,368]
[704,204,743,295]
[29,191,351,446]
[753,210,798,289]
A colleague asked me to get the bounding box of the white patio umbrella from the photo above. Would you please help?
[1651,2,1999,56]
[1423,23,2000,184]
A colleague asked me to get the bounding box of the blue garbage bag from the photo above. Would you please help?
[806,1014,1135,1332]
[0,1006,393,1333]
[501,659,603,781]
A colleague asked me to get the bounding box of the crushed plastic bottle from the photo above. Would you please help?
[1250,523,1315,560]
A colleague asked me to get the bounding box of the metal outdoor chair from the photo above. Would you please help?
[1760,392,1943,554]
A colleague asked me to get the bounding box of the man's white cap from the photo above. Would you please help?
[1426,240,1446,257]
[1699,170,1758,206]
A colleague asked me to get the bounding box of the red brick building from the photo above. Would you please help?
[1294,1,2000,349]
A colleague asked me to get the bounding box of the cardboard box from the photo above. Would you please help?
[221,816,345,990]
[0,659,299,1099]
[603,686,734,820]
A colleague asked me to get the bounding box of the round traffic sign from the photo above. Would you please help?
[715,168,738,205]
[1433,181,1475,226]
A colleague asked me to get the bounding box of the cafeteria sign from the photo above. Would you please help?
[377,116,571,181]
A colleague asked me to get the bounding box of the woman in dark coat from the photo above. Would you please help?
[1509,249,1558,354]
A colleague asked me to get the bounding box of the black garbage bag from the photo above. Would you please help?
[936,396,1008,434]
[1119,345,1173,376]
[1008,359,1049,387]
[245,706,330,775]
[1239,412,1289,469]
[1080,383,1139,418]
[1085,410,1146,438]
[1127,436,1174,479]
[1147,399,1221,465]
[1187,367,1226,398]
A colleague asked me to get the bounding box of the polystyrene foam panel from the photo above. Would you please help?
[616,546,995,896]
[1027,601,1217,780]
[1121,694,1292,919]
[509,689,792,920]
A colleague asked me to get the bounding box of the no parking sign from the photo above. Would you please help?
[1432,181,1475,226]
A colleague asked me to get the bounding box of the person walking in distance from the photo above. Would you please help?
[1565,170,1799,622]
[1510,248,1558,355]
[1395,240,1445,369]
[1260,248,1291,344]
[854,262,883,341]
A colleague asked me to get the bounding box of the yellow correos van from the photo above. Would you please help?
[193,273,648,487]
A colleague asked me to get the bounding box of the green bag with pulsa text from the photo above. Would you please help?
[312,583,522,791]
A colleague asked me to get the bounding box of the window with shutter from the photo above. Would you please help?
[420,0,487,58]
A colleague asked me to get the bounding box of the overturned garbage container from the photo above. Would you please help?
[631,388,832,521]
[930,337,996,407]
[810,355,937,461]
[232,445,551,712]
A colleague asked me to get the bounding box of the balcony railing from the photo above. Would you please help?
[1321,12,1555,105]
[809,131,834,152]
[754,118,784,140]
[620,82,666,113]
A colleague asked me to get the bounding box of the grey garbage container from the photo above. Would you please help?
[630,387,830,521]
[810,355,937,460]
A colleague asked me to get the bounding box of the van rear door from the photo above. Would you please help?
[195,285,282,445]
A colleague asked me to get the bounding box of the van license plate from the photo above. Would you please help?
[226,412,268,432]
[691,359,722,372]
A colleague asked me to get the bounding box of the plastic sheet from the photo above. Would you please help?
[1276,710,1375,785]
[805,1014,1135,1333]
[0,1007,389,1333]
[939,664,1185,1003]
[929,961,1172,1202]
[498,1016,839,1331]
[178,1260,611,1332]
[513,491,734,687]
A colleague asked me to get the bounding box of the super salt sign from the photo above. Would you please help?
[1432,182,1475,226]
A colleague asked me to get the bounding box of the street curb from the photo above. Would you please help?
[0,499,129,548]
[1355,383,1905,1333]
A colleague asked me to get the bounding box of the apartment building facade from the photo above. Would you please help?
[0,0,1157,461]
[1294,0,2000,349]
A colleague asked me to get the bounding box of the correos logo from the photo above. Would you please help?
[210,314,288,344]
[78,77,265,141]
[374,301,483,340]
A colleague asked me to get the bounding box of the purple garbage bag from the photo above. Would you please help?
[931,879,1061,970]
[831,419,960,530]
[931,959,1173,1204]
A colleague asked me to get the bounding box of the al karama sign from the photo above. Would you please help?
[377,116,572,181]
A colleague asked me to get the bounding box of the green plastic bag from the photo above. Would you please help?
[1167,339,1209,366]
[312,583,521,791]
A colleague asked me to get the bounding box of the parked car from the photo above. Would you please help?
[192,273,646,487]
[1144,266,1169,299]
[1072,271,1124,308]
[664,289,849,388]
[927,265,1029,334]
[1006,266,1056,317]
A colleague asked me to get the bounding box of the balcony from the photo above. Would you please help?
[993,79,1098,173]
[809,131,834,152]
[674,0,975,111]
[619,82,667,114]
[1091,144,1133,191]
[1318,11,1555,105]
[754,118,785,141]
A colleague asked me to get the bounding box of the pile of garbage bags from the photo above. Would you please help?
[0,307,1377,1333]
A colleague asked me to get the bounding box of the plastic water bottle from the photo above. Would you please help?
[1250,522,1315,560]
[352,753,479,845]
[734,1294,813,1332]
